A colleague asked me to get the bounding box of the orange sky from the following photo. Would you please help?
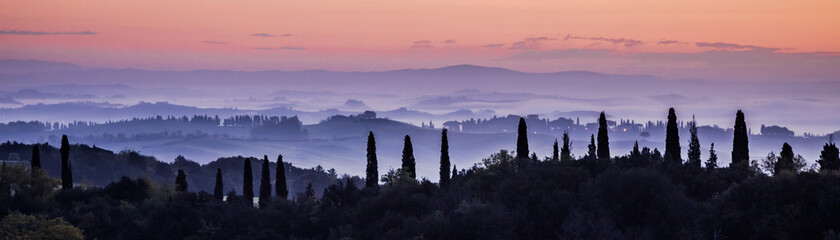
[1,0,839,73]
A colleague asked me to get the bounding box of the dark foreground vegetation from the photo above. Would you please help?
[2,108,840,239]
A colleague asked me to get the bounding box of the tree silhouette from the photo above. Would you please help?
[60,135,72,190]
[818,136,839,172]
[587,134,597,160]
[552,139,560,162]
[440,129,451,187]
[652,148,662,163]
[631,141,641,159]
[214,168,224,201]
[516,117,529,160]
[401,135,416,179]
[775,143,795,174]
[686,117,701,168]
[243,158,254,200]
[731,110,750,168]
[664,108,681,163]
[365,132,378,188]
[561,132,572,162]
[30,145,41,173]
[451,165,458,179]
[276,155,288,199]
[259,155,271,208]
[705,143,718,170]
[597,112,610,160]
[175,169,188,192]
[304,182,315,199]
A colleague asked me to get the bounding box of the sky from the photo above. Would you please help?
[1,0,839,81]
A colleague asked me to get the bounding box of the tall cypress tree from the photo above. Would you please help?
[30,144,41,173]
[175,169,188,192]
[401,135,416,179]
[664,108,682,163]
[451,165,457,179]
[259,155,272,208]
[597,112,610,160]
[214,168,224,201]
[687,116,701,168]
[60,135,72,190]
[552,139,560,162]
[243,158,254,200]
[818,137,839,171]
[706,143,718,170]
[775,143,795,174]
[365,132,378,188]
[561,132,572,162]
[275,155,288,199]
[731,110,750,168]
[631,141,641,159]
[587,134,597,160]
[516,117,529,159]
[440,129,451,187]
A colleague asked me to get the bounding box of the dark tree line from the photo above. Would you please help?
[4,108,840,239]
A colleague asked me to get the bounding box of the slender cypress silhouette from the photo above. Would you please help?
[631,141,641,159]
[259,155,271,208]
[587,134,597,160]
[243,158,254,200]
[706,143,718,170]
[214,168,224,201]
[60,135,72,190]
[516,117,529,160]
[731,110,750,168]
[276,155,288,199]
[401,135,416,179]
[451,165,457,179]
[561,132,572,162]
[440,129,451,187]
[552,139,560,162]
[818,136,839,172]
[597,112,610,160]
[664,108,681,163]
[30,145,41,173]
[687,116,701,168]
[175,170,188,192]
[775,143,795,174]
[365,132,378,188]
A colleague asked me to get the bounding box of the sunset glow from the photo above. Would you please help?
[2,0,839,74]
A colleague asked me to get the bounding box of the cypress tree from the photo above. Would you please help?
[705,143,718,170]
[175,169,188,192]
[587,134,597,160]
[60,135,72,190]
[365,131,378,188]
[631,141,641,159]
[276,155,288,199]
[687,117,701,168]
[775,143,795,174]
[214,168,224,201]
[451,165,457,179]
[516,117,529,159]
[664,108,681,163]
[30,145,41,173]
[440,129,451,187]
[401,135,416,179]
[304,182,315,199]
[818,137,839,171]
[259,155,272,207]
[561,132,572,162]
[243,158,254,200]
[731,110,750,168]
[597,112,610,160]
[552,139,560,162]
